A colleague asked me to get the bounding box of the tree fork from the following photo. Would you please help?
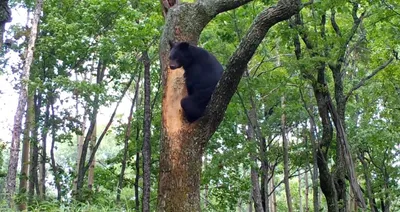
[157,0,301,211]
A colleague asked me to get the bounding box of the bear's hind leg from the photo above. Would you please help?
[181,96,203,123]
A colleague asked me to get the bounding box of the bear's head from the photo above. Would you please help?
[168,40,193,70]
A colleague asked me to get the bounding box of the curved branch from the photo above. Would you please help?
[198,0,301,137]
[345,57,394,101]
[330,9,341,37]
[199,0,254,16]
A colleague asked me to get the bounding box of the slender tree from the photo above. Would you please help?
[18,93,33,210]
[117,72,141,202]
[142,50,152,212]
[6,0,43,206]
[281,95,293,212]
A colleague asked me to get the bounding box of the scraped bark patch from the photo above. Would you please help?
[163,67,187,134]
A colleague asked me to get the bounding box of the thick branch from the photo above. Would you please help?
[199,0,301,138]
[345,57,394,101]
[330,9,341,37]
[199,0,254,16]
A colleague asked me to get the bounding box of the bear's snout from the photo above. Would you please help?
[169,64,178,69]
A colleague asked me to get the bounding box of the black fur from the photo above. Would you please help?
[168,41,223,122]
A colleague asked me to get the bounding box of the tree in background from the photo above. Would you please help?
[6,0,43,207]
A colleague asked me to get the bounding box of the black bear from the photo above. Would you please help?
[168,40,223,123]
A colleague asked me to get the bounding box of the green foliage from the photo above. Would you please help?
[2,0,400,210]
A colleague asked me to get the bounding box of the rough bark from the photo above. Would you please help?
[135,140,140,211]
[281,96,293,212]
[0,0,12,48]
[142,50,152,212]
[6,0,43,206]
[157,1,301,211]
[251,166,264,212]
[246,117,263,212]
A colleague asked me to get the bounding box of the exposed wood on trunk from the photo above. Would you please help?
[160,0,179,18]
[6,0,43,206]
[158,0,301,210]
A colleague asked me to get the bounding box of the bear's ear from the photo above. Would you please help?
[180,42,189,50]
[168,40,175,49]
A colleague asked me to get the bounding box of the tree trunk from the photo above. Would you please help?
[246,119,263,212]
[6,0,43,206]
[0,0,11,48]
[359,153,377,212]
[39,102,50,199]
[50,100,62,200]
[298,171,303,212]
[29,93,41,198]
[135,144,140,211]
[270,175,277,212]
[251,165,264,212]
[76,61,134,200]
[308,107,320,212]
[87,124,96,190]
[75,61,105,199]
[117,73,141,202]
[18,94,34,210]
[293,14,338,211]
[73,103,86,193]
[304,170,309,212]
[157,1,300,211]
[281,96,293,212]
[142,50,152,212]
